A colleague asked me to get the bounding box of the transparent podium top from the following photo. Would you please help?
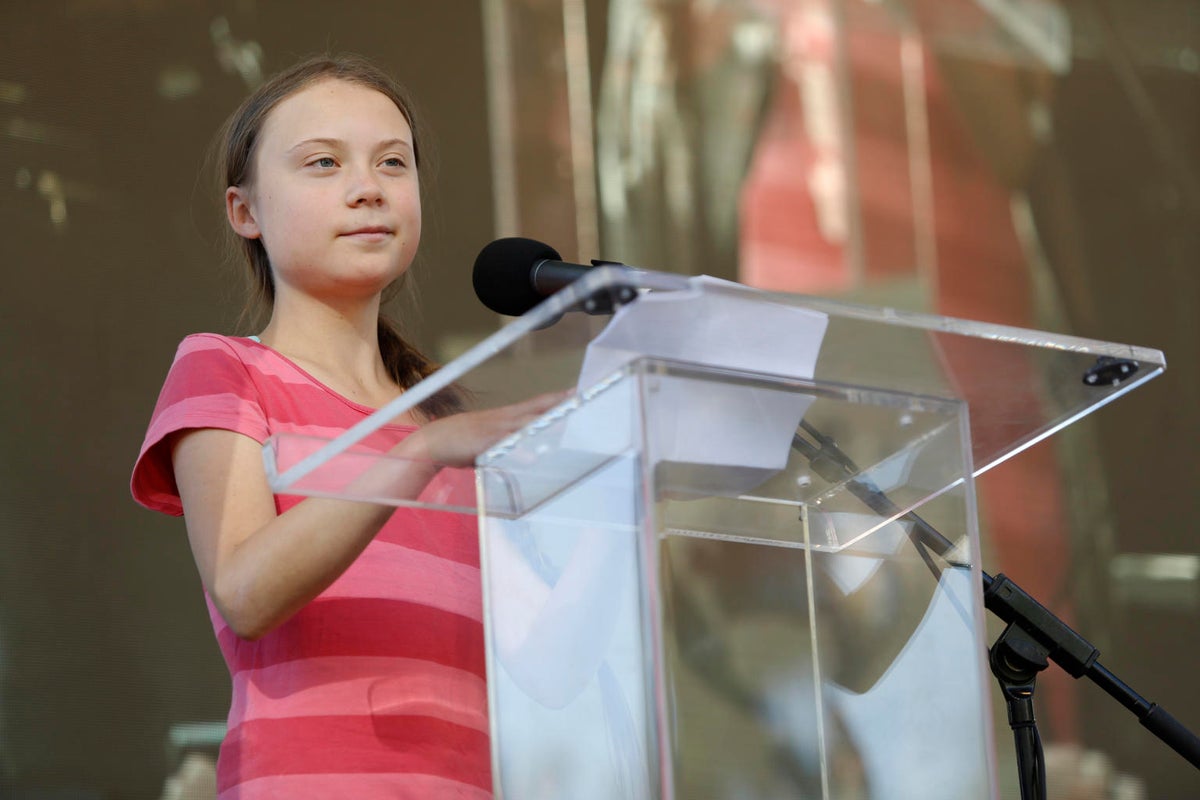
[265,268,1164,518]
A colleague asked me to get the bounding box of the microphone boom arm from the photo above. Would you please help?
[789,421,1200,788]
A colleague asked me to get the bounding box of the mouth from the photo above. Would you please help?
[341,226,394,238]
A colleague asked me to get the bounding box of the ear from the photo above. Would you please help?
[225,186,262,239]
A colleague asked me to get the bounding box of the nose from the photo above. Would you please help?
[347,167,384,207]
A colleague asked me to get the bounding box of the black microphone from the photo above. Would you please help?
[472,237,631,316]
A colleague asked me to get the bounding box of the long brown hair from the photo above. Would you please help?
[216,53,462,417]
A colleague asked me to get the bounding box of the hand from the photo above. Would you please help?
[400,391,570,468]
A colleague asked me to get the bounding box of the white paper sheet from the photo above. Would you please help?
[574,275,829,494]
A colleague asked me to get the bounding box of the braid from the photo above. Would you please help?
[377,317,466,419]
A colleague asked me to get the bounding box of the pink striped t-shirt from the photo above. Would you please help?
[131,333,492,799]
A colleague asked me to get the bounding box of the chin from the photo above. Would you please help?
[346,259,411,288]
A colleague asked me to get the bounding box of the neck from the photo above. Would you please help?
[258,291,398,399]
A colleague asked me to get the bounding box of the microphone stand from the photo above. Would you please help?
[790,420,1200,799]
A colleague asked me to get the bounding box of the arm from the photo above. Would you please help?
[173,393,565,640]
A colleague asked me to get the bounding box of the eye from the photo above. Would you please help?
[309,156,337,169]
[381,156,407,169]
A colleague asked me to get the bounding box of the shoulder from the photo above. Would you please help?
[171,333,315,398]
[153,333,267,407]
[173,332,257,366]
[168,332,306,394]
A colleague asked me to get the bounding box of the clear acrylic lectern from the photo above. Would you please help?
[264,269,1164,800]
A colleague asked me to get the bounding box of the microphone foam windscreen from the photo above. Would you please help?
[472,237,562,316]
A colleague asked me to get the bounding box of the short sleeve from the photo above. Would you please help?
[131,334,271,516]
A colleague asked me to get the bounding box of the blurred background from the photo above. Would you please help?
[0,0,1196,797]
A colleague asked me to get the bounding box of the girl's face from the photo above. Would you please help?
[226,78,421,304]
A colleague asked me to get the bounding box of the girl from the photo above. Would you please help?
[131,54,558,798]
